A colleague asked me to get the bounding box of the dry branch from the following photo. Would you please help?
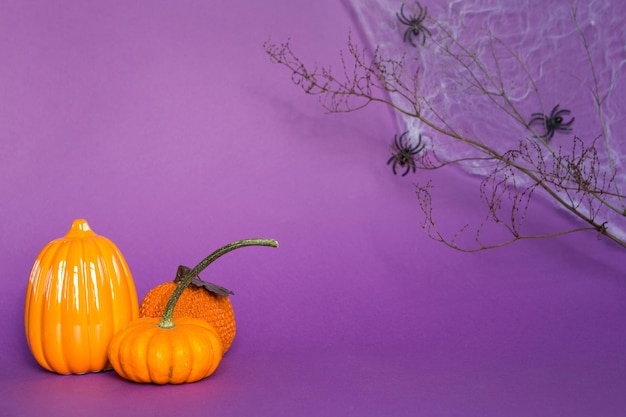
[264,1,626,251]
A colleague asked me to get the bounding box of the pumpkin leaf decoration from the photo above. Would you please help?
[175,264,234,296]
[108,238,278,384]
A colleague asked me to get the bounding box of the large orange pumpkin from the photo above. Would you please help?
[24,219,139,374]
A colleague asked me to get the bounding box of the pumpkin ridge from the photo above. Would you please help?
[48,239,73,374]
[77,236,99,373]
[93,236,139,327]
[124,324,152,383]
[177,318,223,381]
[24,244,50,370]
[29,240,67,371]
[178,324,200,381]
[65,236,97,373]
[170,326,194,383]
[146,325,171,383]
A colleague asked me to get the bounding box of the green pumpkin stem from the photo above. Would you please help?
[158,238,279,329]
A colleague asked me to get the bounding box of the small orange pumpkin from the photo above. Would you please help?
[24,219,139,374]
[139,265,236,354]
[107,316,223,384]
[107,238,278,384]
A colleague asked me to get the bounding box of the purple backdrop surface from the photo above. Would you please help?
[1,1,625,416]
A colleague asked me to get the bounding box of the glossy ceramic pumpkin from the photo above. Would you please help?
[24,219,139,374]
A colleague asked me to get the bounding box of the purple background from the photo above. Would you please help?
[1,1,625,416]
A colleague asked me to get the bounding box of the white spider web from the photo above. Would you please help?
[348,0,626,240]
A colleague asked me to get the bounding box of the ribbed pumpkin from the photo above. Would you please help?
[108,238,278,384]
[24,219,139,374]
[107,316,223,384]
[139,265,236,354]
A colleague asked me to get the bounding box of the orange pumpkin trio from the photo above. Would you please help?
[24,219,278,385]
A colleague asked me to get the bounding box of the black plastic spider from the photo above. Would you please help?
[396,1,431,47]
[528,104,575,142]
[387,131,425,176]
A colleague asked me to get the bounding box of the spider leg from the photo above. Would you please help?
[528,121,544,133]
[553,109,571,119]
[559,117,575,128]
[397,14,411,25]
[554,123,573,134]
[543,128,555,142]
[393,134,401,153]
[392,134,399,150]
[392,160,399,175]
[416,3,426,21]
[405,31,417,47]
[403,30,411,44]
[404,132,416,150]
[548,104,561,119]
[529,114,547,124]
[554,108,570,115]
[415,133,423,148]
[393,132,402,150]
[528,124,549,140]
[401,164,410,176]
[407,134,423,154]
[397,4,411,25]
[528,115,547,135]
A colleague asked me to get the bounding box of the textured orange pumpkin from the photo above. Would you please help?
[139,266,236,354]
[24,219,139,374]
[108,238,278,384]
